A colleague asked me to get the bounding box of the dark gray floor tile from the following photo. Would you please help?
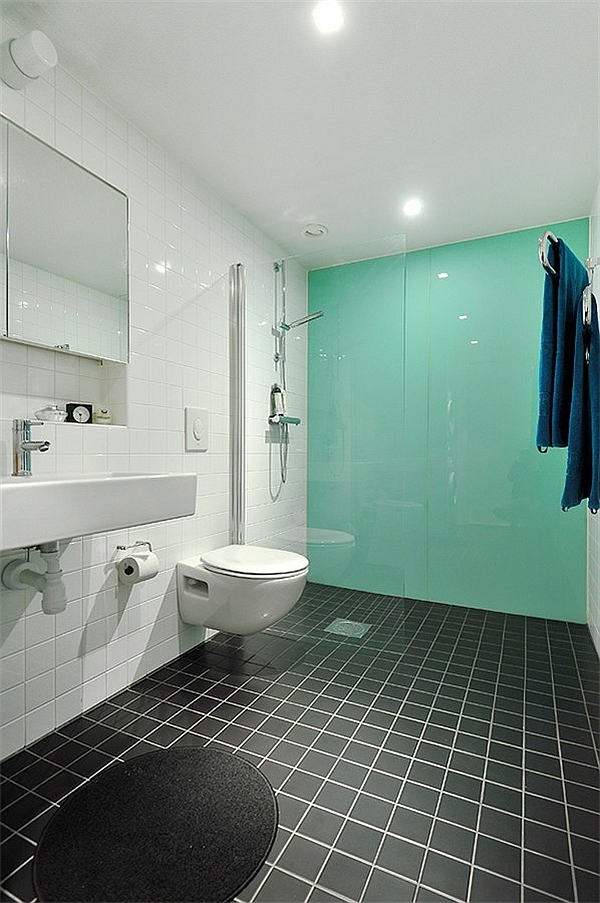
[524,820,571,862]
[0,833,35,881]
[429,820,475,862]
[254,867,311,902]
[570,835,600,873]
[469,868,521,902]
[478,805,522,845]
[376,835,425,882]
[388,806,432,845]
[313,781,357,815]
[525,794,568,830]
[481,781,522,815]
[524,850,575,900]
[276,793,309,831]
[276,835,329,881]
[318,850,371,900]
[328,759,368,789]
[362,769,404,801]
[474,835,521,882]
[349,793,393,831]
[568,805,599,840]
[336,820,382,861]
[298,806,344,845]
[420,850,470,899]
[574,867,600,903]
[363,867,416,902]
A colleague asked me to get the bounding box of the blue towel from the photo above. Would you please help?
[561,293,600,512]
[536,239,590,448]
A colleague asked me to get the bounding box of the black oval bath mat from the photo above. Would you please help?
[33,747,278,902]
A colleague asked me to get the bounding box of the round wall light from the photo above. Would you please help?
[1,30,58,91]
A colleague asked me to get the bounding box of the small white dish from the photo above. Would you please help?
[35,405,68,423]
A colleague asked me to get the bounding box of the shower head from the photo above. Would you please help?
[281,311,324,330]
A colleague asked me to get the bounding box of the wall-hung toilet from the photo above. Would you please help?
[176,544,309,635]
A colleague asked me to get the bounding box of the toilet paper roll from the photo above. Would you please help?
[117,551,159,585]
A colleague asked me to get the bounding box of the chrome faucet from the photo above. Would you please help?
[12,419,51,476]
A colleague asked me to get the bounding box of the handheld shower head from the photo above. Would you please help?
[281,310,324,331]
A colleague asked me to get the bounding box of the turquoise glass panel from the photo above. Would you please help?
[308,254,413,596]
[308,219,587,621]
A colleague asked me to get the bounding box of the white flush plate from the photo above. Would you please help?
[185,407,209,451]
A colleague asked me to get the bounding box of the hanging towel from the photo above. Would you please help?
[536,238,590,449]
[561,293,600,512]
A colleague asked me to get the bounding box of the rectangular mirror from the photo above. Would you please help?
[1,116,129,363]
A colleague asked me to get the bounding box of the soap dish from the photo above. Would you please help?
[35,405,68,423]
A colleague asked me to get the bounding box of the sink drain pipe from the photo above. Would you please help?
[1,542,67,614]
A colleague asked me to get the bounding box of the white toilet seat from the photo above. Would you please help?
[200,544,309,580]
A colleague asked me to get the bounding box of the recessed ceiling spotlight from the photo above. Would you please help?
[458,314,468,320]
[302,223,329,238]
[437,272,449,279]
[403,198,423,216]
[312,0,344,34]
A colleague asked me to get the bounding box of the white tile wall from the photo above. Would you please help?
[587,180,600,658]
[0,9,307,758]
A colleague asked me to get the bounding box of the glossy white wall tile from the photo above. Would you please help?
[0,10,307,757]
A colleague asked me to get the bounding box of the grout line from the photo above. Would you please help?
[546,622,580,903]
[413,606,495,899]
[519,614,527,903]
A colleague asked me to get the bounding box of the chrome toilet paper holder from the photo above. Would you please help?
[115,540,159,585]
[116,540,153,553]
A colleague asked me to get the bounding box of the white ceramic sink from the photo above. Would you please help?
[0,472,197,552]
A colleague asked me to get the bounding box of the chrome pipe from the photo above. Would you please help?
[229,263,246,546]
[281,310,324,330]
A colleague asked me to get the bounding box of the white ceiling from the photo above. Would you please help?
[8,0,600,256]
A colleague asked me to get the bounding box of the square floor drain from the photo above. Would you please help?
[324,618,372,638]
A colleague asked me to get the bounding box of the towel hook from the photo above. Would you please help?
[583,285,592,331]
[582,258,598,332]
[538,230,558,276]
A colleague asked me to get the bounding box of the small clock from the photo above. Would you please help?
[66,402,93,424]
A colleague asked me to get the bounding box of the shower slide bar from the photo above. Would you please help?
[230,263,246,546]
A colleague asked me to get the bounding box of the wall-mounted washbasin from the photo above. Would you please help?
[0,472,197,553]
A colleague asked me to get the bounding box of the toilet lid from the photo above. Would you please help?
[200,545,309,578]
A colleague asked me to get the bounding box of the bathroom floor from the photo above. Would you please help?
[1,583,599,903]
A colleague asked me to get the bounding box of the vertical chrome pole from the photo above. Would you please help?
[229,263,246,545]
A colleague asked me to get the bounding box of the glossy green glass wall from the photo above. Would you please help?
[307,219,588,621]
